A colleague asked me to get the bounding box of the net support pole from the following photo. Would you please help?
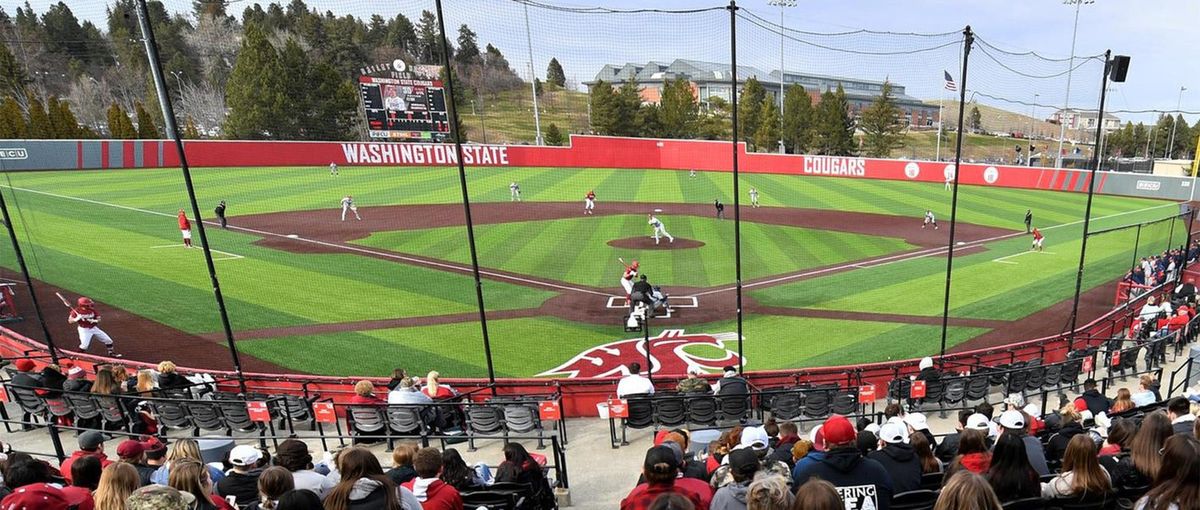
[728,0,745,374]
[1068,50,1112,350]
[435,0,497,394]
[0,164,59,363]
[938,26,973,362]
[1181,209,1196,281]
[1130,224,1141,275]
[135,0,246,393]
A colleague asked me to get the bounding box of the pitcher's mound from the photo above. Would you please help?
[606,237,705,250]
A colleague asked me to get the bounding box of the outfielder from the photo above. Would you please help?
[648,214,674,244]
[689,169,697,178]
[584,190,596,215]
[341,195,361,221]
[1032,228,1044,251]
[330,162,338,176]
[945,172,953,191]
[69,297,119,357]
[510,182,521,202]
[177,209,193,248]
[619,258,639,303]
[922,210,938,229]
[749,187,760,208]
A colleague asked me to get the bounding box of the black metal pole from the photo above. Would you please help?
[728,0,744,374]
[938,26,972,361]
[0,170,58,363]
[1068,50,1112,350]
[134,0,245,394]
[434,0,496,395]
[643,317,652,387]
[1130,224,1141,275]
[1181,209,1196,280]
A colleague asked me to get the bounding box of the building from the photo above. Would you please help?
[1050,109,1121,133]
[588,59,939,127]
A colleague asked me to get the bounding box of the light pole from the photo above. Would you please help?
[522,2,543,145]
[1166,85,1187,159]
[1056,0,1093,169]
[1029,92,1038,166]
[768,0,795,154]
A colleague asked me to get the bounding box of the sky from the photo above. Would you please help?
[5,0,1197,125]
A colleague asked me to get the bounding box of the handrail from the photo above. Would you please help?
[1167,357,1195,398]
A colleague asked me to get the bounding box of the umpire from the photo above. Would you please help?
[215,200,227,229]
[715,199,725,219]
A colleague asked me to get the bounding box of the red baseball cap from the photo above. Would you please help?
[116,439,145,459]
[14,359,34,372]
[821,414,857,446]
[0,483,70,510]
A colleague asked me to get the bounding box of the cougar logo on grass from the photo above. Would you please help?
[537,330,743,379]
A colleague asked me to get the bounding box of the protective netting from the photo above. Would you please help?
[0,0,1194,382]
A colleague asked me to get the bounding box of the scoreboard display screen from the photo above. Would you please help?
[359,76,450,141]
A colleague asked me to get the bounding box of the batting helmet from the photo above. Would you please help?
[631,260,639,269]
[77,297,94,307]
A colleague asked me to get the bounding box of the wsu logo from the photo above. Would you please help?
[537,330,744,379]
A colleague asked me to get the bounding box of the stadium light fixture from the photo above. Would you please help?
[1167,85,1186,159]
[768,0,796,154]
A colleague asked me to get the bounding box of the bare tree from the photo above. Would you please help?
[184,15,240,85]
[177,80,226,136]
[66,75,112,134]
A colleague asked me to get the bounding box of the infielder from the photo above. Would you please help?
[330,162,338,176]
[341,195,361,221]
[584,190,596,215]
[922,210,938,229]
[648,214,674,244]
[1031,228,1044,251]
[714,199,725,219]
[177,209,193,248]
[619,258,639,303]
[69,297,119,357]
[749,187,760,208]
[510,182,521,202]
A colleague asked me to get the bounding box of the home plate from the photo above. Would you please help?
[286,234,300,238]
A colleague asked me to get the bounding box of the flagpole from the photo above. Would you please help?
[936,88,945,162]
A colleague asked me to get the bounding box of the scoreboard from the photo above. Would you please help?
[359,76,450,142]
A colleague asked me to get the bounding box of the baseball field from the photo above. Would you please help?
[0,165,1185,378]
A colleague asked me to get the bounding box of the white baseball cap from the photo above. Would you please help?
[229,445,262,467]
[1022,404,1040,418]
[965,413,990,431]
[864,423,881,435]
[879,422,908,444]
[740,426,770,451]
[903,413,929,431]
[998,410,1025,430]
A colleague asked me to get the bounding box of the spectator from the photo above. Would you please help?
[61,430,114,484]
[134,370,156,395]
[883,404,903,422]
[868,422,922,494]
[386,368,408,391]
[622,445,708,510]
[63,365,92,393]
[386,443,420,487]
[273,439,333,498]
[421,371,456,400]
[790,440,813,466]
[909,432,941,475]
[3,455,57,491]
[401,447,462,510]
[216,445,266,507]
[996,409,1049,476]
[1166,397,1196,436]
[856,430,878,457]
[1110,389,1135,414]
[126,484,196,510]
[790,415,892,509]
[744,475,791,510]
[765,422,800,468]
[903,413,937,450]
[712,427,789,489]
[156,361,190,390]
[1041,435,1111,499]
[1139,296,1161,320]
[710,448,758,510]
[659,432,708,481]
[617,362,655,398]
[714,366,749,396]
[115,439,156,486]
[1171,277,1196,303]
[964,413,994,446]
[91,368,123,396]
[934,472,1003,510]
[62,455,100,508]
[140,437,167,486]
[1134,435,1199,510]
[1099,419,1136,457]
[945,429,990,478]
[916,357,940,382]
[38,362,67,398]
[349,380,385,405]
[495,443,558,509]
[439,449,485,493]
[0,482,73,509]
[10,359,42,427]
[984,433,1040,502]
[168,459,235,510]
[790,426,827,486]
[387,377,432,405]
[1023,404,1046,437]
[1078,379,1113,417]
[274,489,323,510]
[676,367,712,394]
[93,462,140,510]
[253,466,294,510]
[935,411,973,463]
[789,479,838,510]
[151,438,225,486]
[1046,405,1085,462]
[330,447,421,510]
[650,493,697,510]
[1132,375,1161,407]
[1108,412,1171,489]
[110,364,134,393]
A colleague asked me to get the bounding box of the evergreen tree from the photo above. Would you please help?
[781,84,812,153]
[415,10,441,64]
[754,98,780,152]
[223,22,284,139]
[613,80,642,137]
[0,43,27,98]
[813,85,855,156]
[588,80,619,135]
[859,80,905,157]
[455,24,480,66]
[386,13,418,56]
[737,77,765,148]
[47,96,81,138]
[1169,113,1191,158]
[183,116,201,138]
[0,96,28,138]
[134,101,159,139]
[274,38,309,139]
[638,103,663,138]
[307,61,358,140]
[969,105,982,132]
[440,65,467,142]
[544,122,564,146]
[546,57,566,88]
[106,102,135,138]
[26,95,52,138]
[657,77,698,139]
[696,96,731,140]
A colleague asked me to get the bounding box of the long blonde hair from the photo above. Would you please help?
[424,371,441,397]
[166,438,203,464]
[168,459,212,505]
[93,462,140,510]
[135,370,155,393]
[92,369,119,395]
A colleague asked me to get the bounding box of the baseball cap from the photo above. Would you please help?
[116,439,144,459]
[879,422,908,444]
[141,437,166,459]
[0,483,69,510]
[904,412,930,431]
[1022,404,1040,418]
[728,447,760,477]
[1003,393,1025,408]
[965,413,990,431]
[126,484,196,510]
[14,359,34,372]
[998,410,1025,430]
[1073,398,1088,412]
[660,441,685,465]
[78,430,105,450]
[740,426,770,451]
[864,423,881,435]
[809,425,826,452]
[643,445,679,471]
[228,444,262,467]
[67,366,85,379]
[821,415,856,446]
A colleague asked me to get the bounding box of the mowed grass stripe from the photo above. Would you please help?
[794,324,988,368]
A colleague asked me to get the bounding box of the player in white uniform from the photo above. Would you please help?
[330,162,338,176]
[749,187,760,208]
[341,195,361,221]
[922,210,938,229]
[648,214,674,244]
[689,169,697,178]
[510,182,521,202]
[945,173,953,191]
[69,297,119,357]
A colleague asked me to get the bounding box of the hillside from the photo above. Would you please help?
[461,86,590,144]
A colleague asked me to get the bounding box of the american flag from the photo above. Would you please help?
[943,70,957,92]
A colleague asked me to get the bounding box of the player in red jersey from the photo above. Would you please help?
[584,190,596,215]
[619,258,639,304]
[1031,228,1044,252]
[69,297,119,357]
[177,209,192,248]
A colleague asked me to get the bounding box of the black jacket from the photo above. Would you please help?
[934,432,960,463]
[867,444,922,494]
[792,447,893,510]
[62,379,92,393]
[1099,453,1150,490]
[1045,421,1084,461]
[916,368,941,382]
[157,372,191,390]
[39,368,67,397]
[387,465,417,486]
[1079,390,1112,417]
[134,463,158,487]
[716,376,749,395]
[216,469,263,507]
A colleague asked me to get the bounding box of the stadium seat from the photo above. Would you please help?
[94,395,132,432]
[763,391,803,421]
[63,392,101,426]
[919,471,944,491]
[42,396,72,423]
[889,379,912,403]
[685,395,717,427]
[653,395,687,429]
[216,400,264,434]
[624,397,654,430]
[831,390,858,416]
[941,377,966,407]
[1007,370,1030,396]
[387,405,430,450]
[716,394,751,424]
[501,401,545,449]
[964,375,990,403]
[1026,363,1046,392]
[1047,492,1116,510]
[184,401,228,436]
[891,489,939,510]
[346,405,387,443]
[1042,364,1063,389]
[1060,358,1083,385]
[276,393,317,432]
[802,389,831,419]
[1002,497,1047,510]
[7,384,47,423]
[152,397,195,433]
[460,490,518,510]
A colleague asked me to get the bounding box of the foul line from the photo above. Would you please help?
[1,185,608,297]
[991,250,1056,264]
[151,244,244,260]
